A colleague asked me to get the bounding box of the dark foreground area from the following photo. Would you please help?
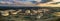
[0,6,60,21]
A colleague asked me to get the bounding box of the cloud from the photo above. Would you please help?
[0,1,36,6]
[52,0,60,2]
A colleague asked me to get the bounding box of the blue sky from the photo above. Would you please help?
[0,0,39,3]
[0,0,41,2]
[0,0,48,3]
[0,0,49,3]
[0,0,35,1]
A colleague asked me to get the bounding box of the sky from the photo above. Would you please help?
[0,0,54,6]
[0,0,41,2]
[0,0,42,4]
[1,0,60,2]
[1,0,48,4]
[0,0,49,3]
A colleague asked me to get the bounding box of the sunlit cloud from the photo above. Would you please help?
[1,0,60,7]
